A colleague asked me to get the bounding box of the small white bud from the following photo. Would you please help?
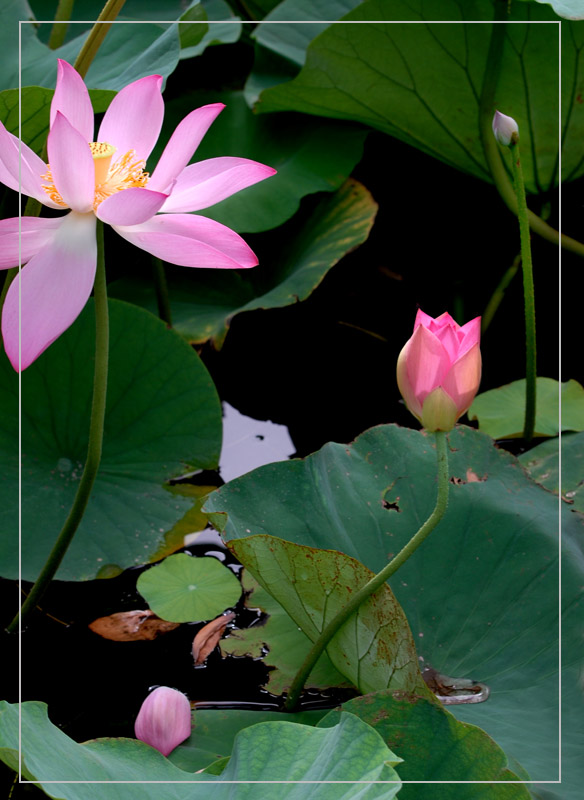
[492,111,519,147]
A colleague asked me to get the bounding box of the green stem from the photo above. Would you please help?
[6,221,109,634]
[48,0,76,49]
[73,0,127,79]
[479,20,584,258]
[152,257,172,326]
[481,253,520,335]
[510,140,537,442]
[284,431,450,712]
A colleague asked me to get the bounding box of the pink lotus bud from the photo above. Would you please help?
[492,110,519,146]
[134,686,192,756]
[396,310,482,432]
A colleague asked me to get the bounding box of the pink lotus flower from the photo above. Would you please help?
[0,60,276,371]
[397,309,482,432]
[134,686,192,757]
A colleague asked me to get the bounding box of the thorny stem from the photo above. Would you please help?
[284,431,450,712]
[479,18,584,257]
[510,139,537,441]
[73,0,127,79]
[6,221,109,634]
[48,0,76,49]
[152,257,173,326]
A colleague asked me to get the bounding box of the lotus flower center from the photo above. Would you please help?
[41,141,150,210]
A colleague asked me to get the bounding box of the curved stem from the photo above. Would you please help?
[510,141,537,441]
[73,0,127,79]
[479,20,584,258]
[6,221,109,634]
[48,0,76,50]
[152,257,172,326]
[284,431,450,712]
[481,253,520,334]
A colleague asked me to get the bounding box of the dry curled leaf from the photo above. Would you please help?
[88,610,180,641]
[192,612,236,665]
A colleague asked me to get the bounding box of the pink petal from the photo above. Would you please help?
[433,322,460,361]
[96,187,168,226]
[113,213,258,269]
[0,121,62,209]
[159,157,277,213]
[148,104,225,193]
[0,216,63,269]
[1,212,97,371]
[413,308,434,330]
[441,342,482,416]
[433,311,458,331]
[51,60,94,141]
[98,75,164,165]
[396,341,422,421]
[458,316,481,355]
[48,113,95,213]
[406,324,451,400]
[134,687,191,757]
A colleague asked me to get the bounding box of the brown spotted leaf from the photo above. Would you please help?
[192,612,235,665]
[88,610,180,641]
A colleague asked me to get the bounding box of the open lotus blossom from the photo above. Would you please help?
[0,59,276,371]
[397,309,481,432]
[134,686,192,756]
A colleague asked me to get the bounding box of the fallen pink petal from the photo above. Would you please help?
[0,59,276,371]
[134,686,192,756]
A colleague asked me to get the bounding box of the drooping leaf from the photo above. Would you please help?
[220,571,351,694]
[319,689,531,798]
[519,431,584,511]
[204,423,584,787]
[0,701,403,795]
[255,0,578,191]
[137,554,241,623]
[0,299,222,581]
[110,178,376,348]
[468,378,584,438]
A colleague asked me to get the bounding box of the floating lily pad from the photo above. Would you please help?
[0,299,222,581]
[220,571,351,694]
[468,378,584,438]
[137,553,241,622]
[0,701,403,795]
[205,424,583,788]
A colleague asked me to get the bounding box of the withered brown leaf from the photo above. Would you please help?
[88,610,180,641]
[192,612,236,665]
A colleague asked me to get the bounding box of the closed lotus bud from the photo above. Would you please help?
[492,110,519,146]
[397,310,482,432]
[134,686,192,756]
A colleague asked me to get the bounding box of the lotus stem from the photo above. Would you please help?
[48,0,76,49]
[73,0,127,79]
[152,257,172,326]
[284,431,450,711]
[6,221,109,634]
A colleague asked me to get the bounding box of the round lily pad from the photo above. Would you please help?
[137,554,242,623]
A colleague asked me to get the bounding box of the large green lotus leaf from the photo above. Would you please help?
[0,299,222,582]
[136,553,241,622]
[255,0,576,192]
[147,89,367,233]
[204,424,584,786]
[519,431,584,512]
[110,178,376,347]
[169,707,328,771]
[0,87,114,157]
[0,701,403,795]
[227,535,426,696]
[220,570,351,693]
[318,689,530,797]
[468,378,584,438]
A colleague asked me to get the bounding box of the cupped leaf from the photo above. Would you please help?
[0,299,222,581]
[0,701,403,795]
[204,424,584,786]
[110,178,376,347]
[226,537,426,696]
[468,378,584,438]
[255,0,576,191]
[220,571,351,694]
[319,689,531,797]
[169,707,329,772]
[519,431,584,511]
[147,89,368,233]
[137,553,241,622]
